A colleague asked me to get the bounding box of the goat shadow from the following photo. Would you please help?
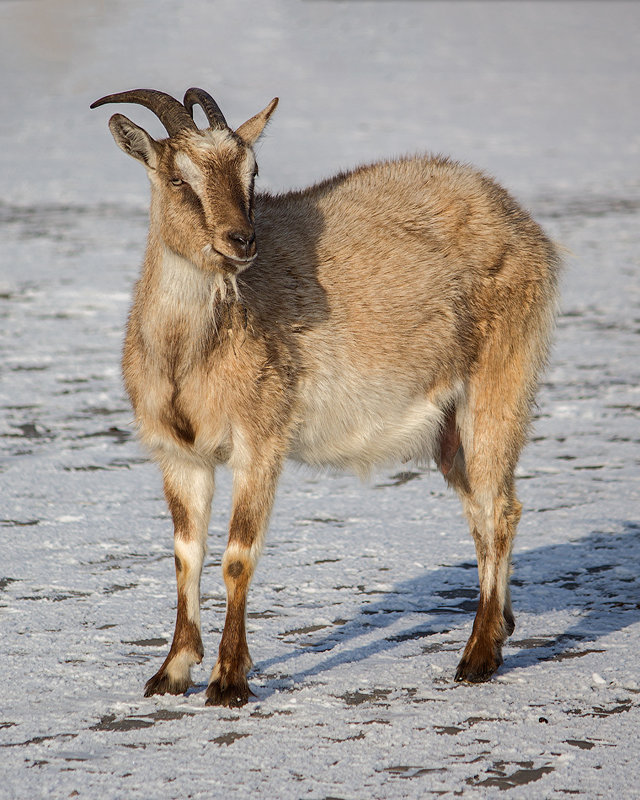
[247,521,640,697]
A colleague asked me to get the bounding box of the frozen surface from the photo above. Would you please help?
[1,1,639,798]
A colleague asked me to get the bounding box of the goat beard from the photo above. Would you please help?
[211,271,240,304]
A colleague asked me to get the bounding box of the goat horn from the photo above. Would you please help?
[90,89,198,137]
[183,88,228,130]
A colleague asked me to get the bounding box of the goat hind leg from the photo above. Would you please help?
[443,432,516,651]
[502,498,521,638]
[450,404,525,681]
[454,487,519,682]
[448,387,528,681]
[144,459,214,697]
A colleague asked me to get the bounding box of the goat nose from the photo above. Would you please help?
[227,230,256,258]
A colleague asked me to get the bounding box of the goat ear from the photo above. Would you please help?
[108,113,159,169]
[235,98,279,146]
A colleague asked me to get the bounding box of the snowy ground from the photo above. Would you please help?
[1,1,639,798]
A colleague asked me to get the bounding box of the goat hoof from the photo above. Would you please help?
[144,670,191,697]
[454,662,494,683]
[454,648,503,684]
[206,678,254,708]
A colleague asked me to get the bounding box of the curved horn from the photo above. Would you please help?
[90,89,197,137]
[183,87,228,130]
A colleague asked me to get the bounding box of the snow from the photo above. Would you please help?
[1,1,639,798]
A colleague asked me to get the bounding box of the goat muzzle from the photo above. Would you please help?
[226,230,257,261]
[203,237,258,273]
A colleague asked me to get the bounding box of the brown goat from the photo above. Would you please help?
[91,87,560,707]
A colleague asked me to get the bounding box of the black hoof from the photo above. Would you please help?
[454,650,502,683]
[144,671,191,697]
[454,662,494,683]
[205,679,254,708]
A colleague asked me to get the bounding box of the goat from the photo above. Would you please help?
[91,87,560,707]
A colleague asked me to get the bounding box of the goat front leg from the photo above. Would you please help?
[206,456,281,707]
[144,457,214,697]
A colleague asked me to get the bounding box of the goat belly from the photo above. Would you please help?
[289,375,461,477]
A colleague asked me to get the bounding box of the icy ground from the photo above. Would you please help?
[1,1,639,798]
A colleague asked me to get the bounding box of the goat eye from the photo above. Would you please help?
[170,177,184,187]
